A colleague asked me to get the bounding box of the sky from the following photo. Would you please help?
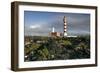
[24,11,90,36]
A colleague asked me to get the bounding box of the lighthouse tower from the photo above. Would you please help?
[63,16,67,37]
[52,27,55,32]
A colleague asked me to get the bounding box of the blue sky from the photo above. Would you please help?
[24,11,90,36]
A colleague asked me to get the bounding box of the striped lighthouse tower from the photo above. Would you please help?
[63,16,67,37]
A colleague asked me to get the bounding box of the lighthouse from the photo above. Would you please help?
[52,27,55,32]
[50,27,61,37]
[63,16,67,37]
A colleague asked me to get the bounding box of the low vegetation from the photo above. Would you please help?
[24,36,90,61]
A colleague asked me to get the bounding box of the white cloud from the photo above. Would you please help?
[30,24,40,29]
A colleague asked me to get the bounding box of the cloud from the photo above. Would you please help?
[25,24,51,36]
[30,24,41,29]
